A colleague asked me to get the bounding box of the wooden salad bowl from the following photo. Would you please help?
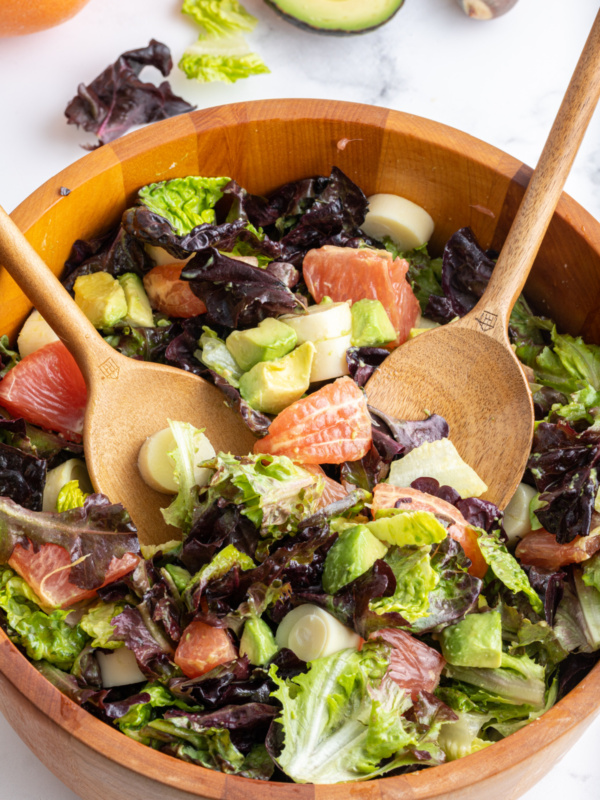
[1,99,600,800]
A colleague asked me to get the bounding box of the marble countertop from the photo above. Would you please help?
[1,0,600,797]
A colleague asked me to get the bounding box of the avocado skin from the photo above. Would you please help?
[263,0,405,36]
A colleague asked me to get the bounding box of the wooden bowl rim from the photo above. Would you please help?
[2,98,600,798]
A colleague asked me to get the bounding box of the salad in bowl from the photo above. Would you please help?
[1,163,599,786]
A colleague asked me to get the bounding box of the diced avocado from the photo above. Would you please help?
[240,617,279,666]
[440,611,502,668]
[351,299,396,347]
[408,317,440,339]
[226,318,298,371]
[239,341,315,414]
[264,0,405,35]
[74,272,128,329]
[118,273,154,328]
[322,524,388,595]
[366,510,447,547]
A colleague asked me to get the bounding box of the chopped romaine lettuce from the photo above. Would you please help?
[179,34,270,84]
[369,546,438,623]
[478,531,544,614]
[182,0,258,36]
[56,479,90,512]
[79,600,125,649]
[138,176,231,236]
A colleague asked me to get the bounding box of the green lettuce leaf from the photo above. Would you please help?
[200,453,324,538]
[0,565,88,669]
[179,34,270,84]
[269,642,445,783]
[116,681,201,742]
[182,0,257,37]
[56,480,90,512]
[197,327,244,387]
[0,335,19,378]
[583,552,600,593]
[183,543,255,611]
[138,176,230,236]
[402,244,444,314]
[79,600,125,649]
[478,531,543,614]
[228,222,272,268]
[161,420,215,533]
[369,546,438,623]
[437,708,493,761]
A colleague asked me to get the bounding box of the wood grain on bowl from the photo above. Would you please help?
[1,99,600,799]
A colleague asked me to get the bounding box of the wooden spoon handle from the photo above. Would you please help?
[0,205,117,384]
[463,8,600,339]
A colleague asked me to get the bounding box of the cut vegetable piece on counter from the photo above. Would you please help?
[143,262,207,318]
[0,341,87,438]
[456,0,519,20]
[263,0,405,35]
[175,620,237,678]
[303,245,419,345]
[182,0,258,36]
[388,438,488,498]
[239,341,315,414]
[362,194,434,251]
[17,310,59,357]
[255,376,372,464]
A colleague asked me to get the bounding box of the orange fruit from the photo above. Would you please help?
[516,529,600,571]
[302,245,420,345]
[371,483,488,578]
[0,0,91,37]
[0,341,87,438]
[174,620,237,679]
[143,263,207,319]
[302,463,348,508]
[255,376,372,464]
[8,543,139,609]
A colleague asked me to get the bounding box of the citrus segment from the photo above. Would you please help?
[0,340,87,437]
[516,529,600,571]
[174,620,238,679]
[143,263,207,318]
[255,376,372,465]
[302,245,419,345]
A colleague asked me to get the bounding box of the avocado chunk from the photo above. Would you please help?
[351,299,396,347]
[440,611,502,668]
[118,273,154,328]
[240,617,279,666]
[74,272,128,329]
[239,341,315,414]
[322,525,389,595]
[226,317,298,371]
[367,510,447,547]
[264,0,405,35]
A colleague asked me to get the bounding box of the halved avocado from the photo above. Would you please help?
[264,0,405,35]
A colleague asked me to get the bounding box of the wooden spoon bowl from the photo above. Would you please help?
[2,99,600,800]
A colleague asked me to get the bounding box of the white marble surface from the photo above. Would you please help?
[1,0,600,797]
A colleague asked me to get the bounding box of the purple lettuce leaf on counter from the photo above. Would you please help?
[0,494,139,590]
[181,248,305,328]
[0,442,46,511]
[527,421,600,543]
[65,40,195,147]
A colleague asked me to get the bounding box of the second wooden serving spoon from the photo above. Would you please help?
[0,211,256,545]
[366,9,600,510]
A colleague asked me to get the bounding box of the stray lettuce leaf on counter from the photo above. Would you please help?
[180,0,269,84]
[179,34,270,84]
[65,40,195,148]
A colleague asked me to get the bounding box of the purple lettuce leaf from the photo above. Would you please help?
[111,607,178,680]
[165,703,278,754]
[62,225,152,292]
[181,500,261,574]
[169,657,274,708]
[0,494,139,590]
[0,417,83,464]
[410,477,460,506]
[370,407,449,457]
[525,565,566,625]
[64,40,195,147]
[210,373,272,437]
[33,659,107,707]
[340,445,390,492]
[101,690,152,720]
[527,421,600,542]
[105,323,177,363]
[409,476,504,537]
[0,442,46,511]
[346,346,390,388]
[181,248,305,328]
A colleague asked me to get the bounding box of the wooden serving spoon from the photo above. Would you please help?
[366,10,600,509]
[0,212,256,544]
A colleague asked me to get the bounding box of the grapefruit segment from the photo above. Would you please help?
[371,483,488,578]
[143,263,207,318]
[0,340,87,437]
[8,542,140,609]
[302,245,419,345]
[174,620,237,679]
[255,376,372,464]
[302,463,348,508]
[515,529,600,571]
